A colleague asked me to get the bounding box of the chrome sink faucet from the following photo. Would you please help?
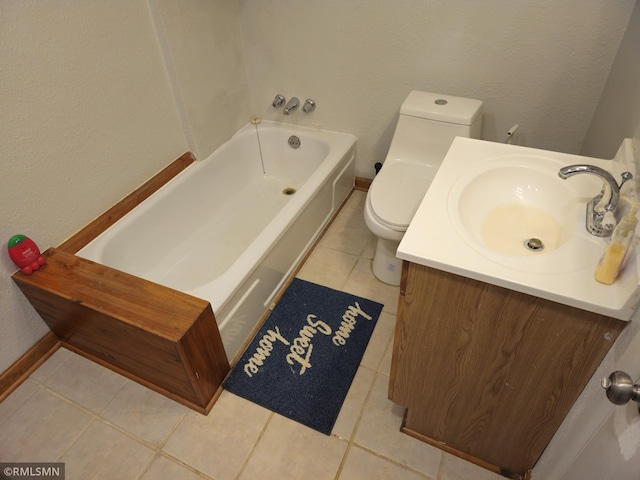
[558,165,633,237]
[283,97,299,115]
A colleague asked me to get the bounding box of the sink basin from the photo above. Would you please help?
[449,155,583,257]
[447,153,605,274]
[396,137,640,320]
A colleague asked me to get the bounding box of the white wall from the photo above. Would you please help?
[581,1,640,160]
[0,1,187,372]
[237,0,635,178]
[153,0,251,159]
[0,0,251,373]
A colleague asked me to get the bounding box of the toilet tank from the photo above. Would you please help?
[386,91,483,167]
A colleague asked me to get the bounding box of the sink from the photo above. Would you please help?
[449,155,587,257]
[396,137,640,320]
[446,153,606,274]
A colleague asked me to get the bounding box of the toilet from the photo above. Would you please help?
[364,91,483,285]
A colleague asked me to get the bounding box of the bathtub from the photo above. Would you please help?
[77,121,356,361]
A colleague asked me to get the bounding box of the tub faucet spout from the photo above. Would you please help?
[558,164,633,237]
[283,97,299,115]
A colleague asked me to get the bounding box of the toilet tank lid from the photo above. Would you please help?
[400,90,483,125]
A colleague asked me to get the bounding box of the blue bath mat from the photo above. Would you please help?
[223,278,383,435]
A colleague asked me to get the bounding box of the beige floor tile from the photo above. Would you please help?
[379,337,394,376]
[101,380,187,445]
[339,445,428,480]
[360,311,396,372]
[29,347,74,383]
[44,353,127,413]
[61,419,155,480]
[0,386,92,462]
[354,373,442,478]
[343,257,400,315]
[239,414,348,480]
[163,390,271,480]
[362,234,377,260]
[141,454,210,480]
[439,453,506,480]
[339,190,367,218]
[332,366,376,440]
[0,379,38,426]
[320,204,372,256]
[296,245,358,290]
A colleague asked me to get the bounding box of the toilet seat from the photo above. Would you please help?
[368,161,438,231]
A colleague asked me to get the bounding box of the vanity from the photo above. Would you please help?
[390,138,639,477]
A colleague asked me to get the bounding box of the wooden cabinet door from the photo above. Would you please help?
[390,263,625,475]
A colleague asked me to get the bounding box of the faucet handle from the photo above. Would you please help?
[619,171,633,189]
[272,94,286,109]
[302,99,316,113]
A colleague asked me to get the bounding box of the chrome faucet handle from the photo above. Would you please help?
[302,99,316,113]
[272,94,286,109]
[619,171,634,190]
[599,171,633,212]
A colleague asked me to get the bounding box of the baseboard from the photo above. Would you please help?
[400,422,531,480]
[400,409,530,480]
[0,331,60,403]
[355,176,372,191]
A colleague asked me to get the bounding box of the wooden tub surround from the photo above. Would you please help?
[11,152,230,414]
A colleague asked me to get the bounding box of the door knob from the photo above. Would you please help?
[601,371,640,405]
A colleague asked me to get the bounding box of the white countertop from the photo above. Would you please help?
[397,137,640,320]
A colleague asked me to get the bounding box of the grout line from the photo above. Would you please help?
[28,349,74,385]
[56,415,98,461]
[341,370,438,480]
[27,376,208,478]
[96,376,128,415]
[349,442,437,480]
[0,379,39,429]
[40,383,168,455]
[332,366,378,479]
[135,451,159,480]
[436,451,447,480]
[152,451,215,480]
[233,412,275,480]
[156,408,189,450]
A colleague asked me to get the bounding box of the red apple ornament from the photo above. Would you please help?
[8,234,45,274]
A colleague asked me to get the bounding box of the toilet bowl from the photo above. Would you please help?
[364,91,483,285]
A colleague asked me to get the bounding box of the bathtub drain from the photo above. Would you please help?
[282,187,297,196]
[288,136,301,149]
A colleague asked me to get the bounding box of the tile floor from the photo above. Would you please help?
[0,190,504,480]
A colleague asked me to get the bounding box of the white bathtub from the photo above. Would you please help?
[78,121,356,360]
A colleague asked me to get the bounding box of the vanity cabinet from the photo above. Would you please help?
[390,262,626,477]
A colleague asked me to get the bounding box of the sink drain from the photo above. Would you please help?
[282,187,297,196]
[524,238,544,251]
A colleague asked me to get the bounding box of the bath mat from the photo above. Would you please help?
[223,278,383,435]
